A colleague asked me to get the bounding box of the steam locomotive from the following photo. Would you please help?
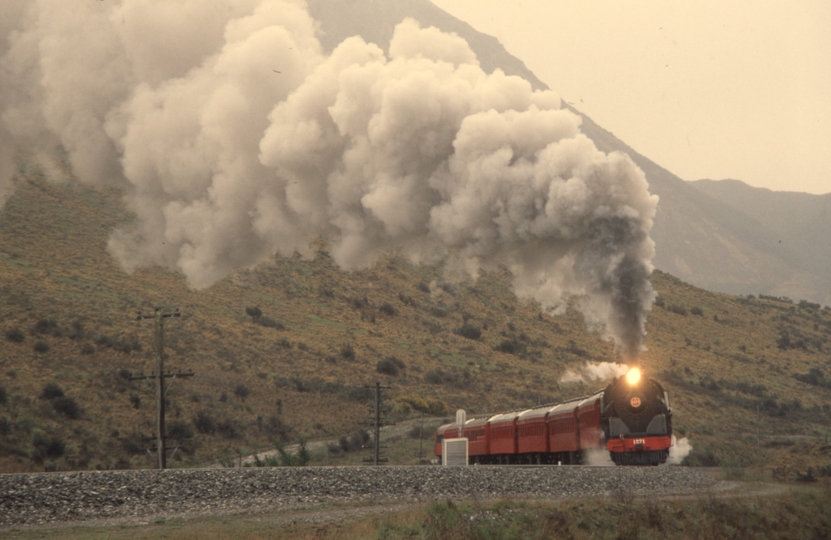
[434,368,672,466]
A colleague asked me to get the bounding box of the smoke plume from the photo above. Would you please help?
[0,1,657,358]
[560,361,629,385]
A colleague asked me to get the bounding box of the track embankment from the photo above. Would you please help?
[0,465,720,528]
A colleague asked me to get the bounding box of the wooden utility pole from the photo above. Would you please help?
[132,307,192,469]
[362,382,393,465]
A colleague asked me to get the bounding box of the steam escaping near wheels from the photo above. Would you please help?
[0,2,657,358]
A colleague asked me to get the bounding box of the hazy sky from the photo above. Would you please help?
[431,0,831,195]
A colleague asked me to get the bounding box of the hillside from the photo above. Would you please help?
[1,169,830,474]
[689,179,831,303]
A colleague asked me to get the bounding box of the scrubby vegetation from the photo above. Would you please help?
[1,172,831,476]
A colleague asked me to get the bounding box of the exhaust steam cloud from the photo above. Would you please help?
[0,0,657,359]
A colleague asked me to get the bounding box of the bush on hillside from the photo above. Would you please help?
[32,435,65,463]
[216,419,241,439]
[34,318,61,336]
[5,328,24,343]
[245,306,262,321]
[257,316,284,329]
[52,396,81,419]
[667,304,688,316]
[340,343,355,360]
[377,356,405,376]
[456,322,481,340]
[40,382,64,400]
[234,384,250,402]
[193,410,216,434]
[167,421,194,440]
[794,368,831,389]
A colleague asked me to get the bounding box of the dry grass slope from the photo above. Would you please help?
[1,169,830,474]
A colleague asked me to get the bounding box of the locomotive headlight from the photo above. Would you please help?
[625,367,641,386]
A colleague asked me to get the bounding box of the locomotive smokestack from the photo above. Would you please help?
[0,5,657,357]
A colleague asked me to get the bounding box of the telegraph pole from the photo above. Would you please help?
[362,382,393,465]
[132,307,192,469]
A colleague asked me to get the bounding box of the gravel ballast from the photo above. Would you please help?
[0,465,719,527]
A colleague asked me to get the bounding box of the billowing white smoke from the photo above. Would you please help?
[0,1,657,358]
[560,361,628,384]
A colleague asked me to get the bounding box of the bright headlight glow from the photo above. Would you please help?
[626,367,641,386]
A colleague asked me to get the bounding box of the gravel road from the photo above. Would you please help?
[0,465,720,528]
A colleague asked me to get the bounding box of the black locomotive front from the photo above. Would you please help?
[601,368,673,465]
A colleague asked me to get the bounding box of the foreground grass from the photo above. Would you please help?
[4,483,830,540]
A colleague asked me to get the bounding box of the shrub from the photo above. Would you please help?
[120,432,147,455]
[429,306,448,318]
[33,435,65,462]
[424,370,443,385]
[0,385,6,405]
[234,384,251,402]
[257,316,284,329]
[456,322,481,340]
[193,410,217,434]
[80,343,95,355]
[690,306,704,316]
[794,368,831,389]
[69,320,85,340]
[426,399,448,416]
[340,344,355,360]
[377,357,402,376]
[681,447,720,467]
[52,396,81,419]
[40,382,64,400]
[417,282,430,293]
[338,430,370,453]
[379,302,396,316]
[263,415,292,441]
[216,419,240,439]
[265,440,311,467]
[167,421,194,440]
[667,304,688,316]
[129,394,141,409]
[799,300,821,311]
[5,328,24,343]
[34,319,60,336]
[495,339,519,354]
[245,306,262,321]
[34,341,50,353]
[0,416,9,435]
[277,337,291,348]
[397,395,430,413]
